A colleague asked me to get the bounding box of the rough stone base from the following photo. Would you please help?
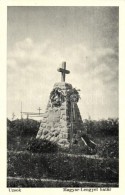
[36,82,86,147]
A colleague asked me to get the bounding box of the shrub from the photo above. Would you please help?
[83,118,118,137]
[98,139,119,158]
[7,119,40,137]
[26,138,58,153]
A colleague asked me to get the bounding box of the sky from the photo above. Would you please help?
[7,6,119,120]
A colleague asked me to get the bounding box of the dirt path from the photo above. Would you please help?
[7,176,118,187]
[8,150,103,160]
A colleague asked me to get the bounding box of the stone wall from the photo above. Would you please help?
[36,82,86,147]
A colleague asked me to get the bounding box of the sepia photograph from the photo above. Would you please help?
[7,6,119,188]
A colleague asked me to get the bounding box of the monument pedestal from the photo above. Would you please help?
[36,82,86,147]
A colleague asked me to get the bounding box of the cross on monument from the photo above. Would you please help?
[57,62,70,82]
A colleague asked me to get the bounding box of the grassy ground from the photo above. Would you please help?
[7,119,119,187]
[7,150,118,182]
[7,144,118,188]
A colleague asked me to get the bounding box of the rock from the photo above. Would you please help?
[51,128,56,132]
[50,137,57,142]
[43,130,48,135]
[58,139,69,145]
[42,118,47,123]
[40,135,45,140]
[46,125,51,130]
[54,131,60,137]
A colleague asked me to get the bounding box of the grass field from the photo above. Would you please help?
[7,118,119,187]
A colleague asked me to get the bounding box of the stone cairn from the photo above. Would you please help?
[36,62,87,148]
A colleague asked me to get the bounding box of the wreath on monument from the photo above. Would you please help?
[50,87,80,107]
[50,87,65,107]
[67,88,80,103]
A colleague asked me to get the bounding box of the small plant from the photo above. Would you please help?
[98,139,118,158]
[26,138,58,153]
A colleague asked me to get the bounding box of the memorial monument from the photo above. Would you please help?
[36,62,88,148]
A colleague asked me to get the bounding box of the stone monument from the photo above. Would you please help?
[36,62,87,148]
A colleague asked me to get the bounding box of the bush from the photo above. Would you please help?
[83,118,118,137]
[7,119,40,137]
[98,139,119,158]
[26,138,58,153]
